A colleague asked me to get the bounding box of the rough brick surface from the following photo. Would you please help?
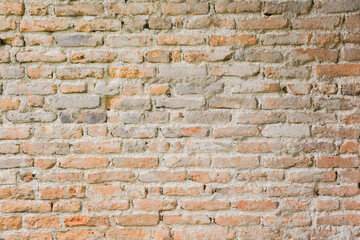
[0,0,359,239]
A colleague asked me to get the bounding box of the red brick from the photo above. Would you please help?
[340,141,359,154]
[239,17,288,30]
[292,16,340,30]
[64,215,109,227]
[87,171,135,184]
[87,200,129,211]
[57,230,103,240]
[133,199,177,211]
[112,157,158,168]
[20,19,68,32]
[53,201,81,213]
[346,14,360,28]
[106,229,150,240]
[264,215,311,227]
[55,3,103,16]
[215,215,260,226]
[233,200,278,211]
[318,214,360,226]
[315,64,360,76]
[215,1,260,13]
[157,34,205,46]
[2,201,51,213]
[317,186,360,197]
[161,3,208,15]
[0,217,21,230]
[316,200,339,211]
[210,34,257,46]
[39,186,85,200]
[114,214,159,226]
[24,216,61,229]
[181,200,230,211]
[188,171,231,183]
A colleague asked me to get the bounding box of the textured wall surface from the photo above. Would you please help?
[0,0,360,239]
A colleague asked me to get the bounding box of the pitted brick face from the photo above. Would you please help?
[0,0,359,239]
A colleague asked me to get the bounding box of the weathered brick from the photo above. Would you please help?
[317,186,360,197]
[316,156,359,168]
[0,187,34,200]
[20,19,68,32]
[52,95,100,109]
[262,33,311,45]
[0,158,33,169]
[28,3,47,16]
[262,124,310,137]
[211,64,259,76]
[290,48,338,64]
[213,126,259,138]
[164,214,211,225]
[0,217,21,230]
[57,230,103,240]
[292,16,340,30]
[53,201,81,212]
[106,35,152,47]
[6,111,56,123]
[0,99,19,109]
[233,199,278,211]
[23,142,69,155]
[237,141,285,153]
[0,67,24,79]
[162,3,208,15]
[184,49,232,62]
[265,66,311,78]
[319,0,360,13]
[147,50,170,63]
[316,64,360,76]
[2,202,51,213]
[55,3,103,16]
[158,65,207,78]
[215,1,260,13]
[157,34,205,46]
[71,51,117,63]
[87,171,135,184]
[267,185,314,197]
[209,96,257,109]
[262,96,311,109]
[27,66,52,79]
[182,200,230,211]
[55,34,102,47]
[25,35,53,46]
[106,97,150,110]
[149,17,172,30]
[186,16,235,29]
[264,1,312,14]
[139,171,186,182]
[106,229,150,240]
[238,17,288,30]
[6,82,56,95]
[0,2,24,15]
[188,171,231,183]
[108,66,155,78]
[110,3,155,15]
[234,81,281,94]
[263,156,312,169]
[64,215,109,227]
[210,34,257,46]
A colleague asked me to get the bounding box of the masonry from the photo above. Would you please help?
[0,0,359,239]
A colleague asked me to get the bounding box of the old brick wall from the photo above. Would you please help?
[0,0,359,239]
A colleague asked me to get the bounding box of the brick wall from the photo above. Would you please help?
[0,0,360,239]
